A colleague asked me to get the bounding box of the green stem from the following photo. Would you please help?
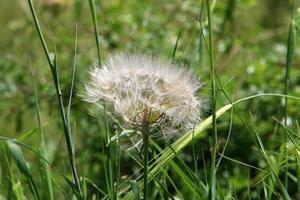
[27,0,82,196]
[143,127,150,200]
[88,0,102,66]
[206,0,217,199]
[284,14,296,190]
[31,70,54,200]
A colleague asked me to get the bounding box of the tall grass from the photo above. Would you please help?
[1,1,300,199]
[27,0,82,197]
[88,0,102,66]
[283,7,296,189]
[31,69,54,200]
[88,1,119,199]
[206,0,218,199]
[120,93,300,199]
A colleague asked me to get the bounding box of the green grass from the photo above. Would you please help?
[27,0,82,197]
[284,8,296,189]
[205,0,218,199]
[0,0,300,199]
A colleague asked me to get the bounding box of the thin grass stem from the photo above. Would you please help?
[206,0,217,199]
[88,0,102,66]
[27,0,82,197]
[31,68,54,200]
[283,8,296,189]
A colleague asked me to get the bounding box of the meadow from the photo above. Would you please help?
[0,0,300,199]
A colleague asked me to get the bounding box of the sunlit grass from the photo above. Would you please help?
[0,0,300,199]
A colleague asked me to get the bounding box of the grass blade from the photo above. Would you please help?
[206,0,218,198]
[283,12,296,189]
[67,24,78,131]
[88,0,102,66]
[6,141,40,200]
[151,141,207,198]
[31,68,54,200]
[130,180,140,200]
[120,93,300,199]
[172,30,182,59]
[27,0,82,196]
[249,113,291,200]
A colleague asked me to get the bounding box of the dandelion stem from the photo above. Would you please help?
[142,126,150,200]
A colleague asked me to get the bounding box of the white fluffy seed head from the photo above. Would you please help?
[84,53,204,142]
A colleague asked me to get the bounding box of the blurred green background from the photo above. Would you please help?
[1,0,300,199]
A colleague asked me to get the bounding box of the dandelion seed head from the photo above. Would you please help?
[84,53,204,142]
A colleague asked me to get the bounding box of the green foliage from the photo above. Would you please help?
[0,0,300,199]
[6,141,40,200]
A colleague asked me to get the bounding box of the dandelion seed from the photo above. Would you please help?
[84,53,204,145]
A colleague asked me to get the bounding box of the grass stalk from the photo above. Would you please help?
[250,113,291,200]
[172,30,182,59]
[87,2,118,198]
[284,10,296,189]
[67,24,78,134]
[88,0,102,66]
[206,0,217,199]
[31,69,54,200]
[27,0,82,197]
